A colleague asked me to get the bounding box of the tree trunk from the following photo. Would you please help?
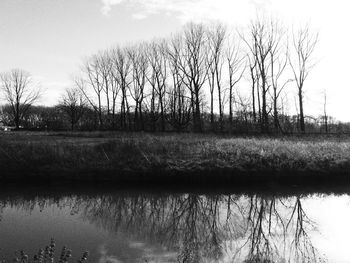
[261,74,269,133]
[251,76,256,123]
[160,93,165,132]
[210,92,214,131]
[298,87,305,133]
[229,86,233,130]
[218,85,223,132]
[273,90,279,133]
[194,86,202,132]
[15,102,20,129]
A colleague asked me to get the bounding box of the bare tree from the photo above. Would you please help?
[177,23,209,132]
[60,87,86,131]
[166,83,192,131]
[97,51,113,117]
[128,44,148,131]
[269,24,291,133]
[242,18,280,133]
[226,34,245,130]
[65,20,321,134]
[289,26,318,133]
[247,53,259,124]
[146,42,160,131]
[147,40,168,131]
[167,36,192,131]
[111,46,132,130]
[105,49,121,129]
[78,54,105,128]
[0,69,41,129]
[207,23,226,131]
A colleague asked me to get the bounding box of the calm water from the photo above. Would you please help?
[0,186,349,263]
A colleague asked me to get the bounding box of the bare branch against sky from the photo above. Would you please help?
[0,0,350,121]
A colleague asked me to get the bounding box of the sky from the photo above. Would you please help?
[0,0,350,121]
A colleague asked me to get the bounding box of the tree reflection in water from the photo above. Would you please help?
[0,191,324,263]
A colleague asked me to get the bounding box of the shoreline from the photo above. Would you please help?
[2,170,350,196]
[2,161,350,186]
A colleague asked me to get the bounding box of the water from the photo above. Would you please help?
[0,185,349,263]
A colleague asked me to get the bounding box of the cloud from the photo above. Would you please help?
[99,0,329,28]
[101,0,125,16]
[99,0,260,24]
[97,245,123,263]
[131,13,148,20]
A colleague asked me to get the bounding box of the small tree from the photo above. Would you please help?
[60,87,86,131]
[0,69,41,129]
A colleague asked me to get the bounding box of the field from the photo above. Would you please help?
[1,131,350,185]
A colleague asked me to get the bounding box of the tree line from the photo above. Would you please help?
[0,18,338,134]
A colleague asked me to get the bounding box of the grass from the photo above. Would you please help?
[1,239,88,263]
[1,131,350,184]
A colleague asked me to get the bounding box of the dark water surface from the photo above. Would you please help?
[0,184,348,263]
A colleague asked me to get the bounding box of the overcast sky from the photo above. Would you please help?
[1,0,350,121]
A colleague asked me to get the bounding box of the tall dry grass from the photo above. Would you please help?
[1,132,350,181]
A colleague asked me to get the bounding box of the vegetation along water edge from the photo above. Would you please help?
[1,131,349,185]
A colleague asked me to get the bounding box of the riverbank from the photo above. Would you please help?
[1,131,350,184]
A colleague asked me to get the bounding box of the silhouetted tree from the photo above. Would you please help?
[78,55,105,128]
[207,23,226,131]
[268,23,290,133]
[60,87,86,131]
[178,23,209,132]
[111,47,132,130]
[243,19,280,133]
[128,44,148,131]
[147,40,167,131]
[247,53,259,124]
[167,36,192,131]
[0,69,41,129]
[289,26,318,133]
[226,33,245,130]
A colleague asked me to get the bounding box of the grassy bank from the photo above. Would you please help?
[1,131,350,184]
